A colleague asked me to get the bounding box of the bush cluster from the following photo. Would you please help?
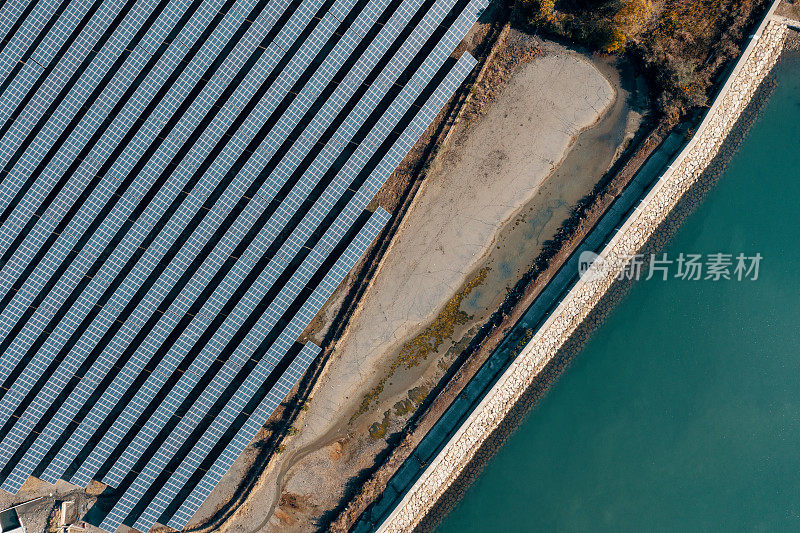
[520,0,768,120]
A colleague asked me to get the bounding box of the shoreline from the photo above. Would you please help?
[418,31,799,531]
[376,4,789,531]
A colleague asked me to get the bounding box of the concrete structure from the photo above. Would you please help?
[0,508,24,533]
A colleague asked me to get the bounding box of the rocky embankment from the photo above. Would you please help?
[378,9,788,533]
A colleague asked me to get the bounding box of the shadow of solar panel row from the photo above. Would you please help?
[0,0,385,489]
[0,0,235,253]
[0,0,485,528]
[4,0,318,474]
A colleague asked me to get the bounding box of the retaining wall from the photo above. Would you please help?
[377,7,788,532]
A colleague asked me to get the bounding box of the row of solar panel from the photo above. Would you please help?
[0,0,232,253]
[0,0,298,458]
[0,0,156,180]
[0,0,422,490]
[0,0,304,336]
[122,28,477,533]
[120,208,392,531]
[101,204,388,531]
[157,217,392,529]
[0,0,484,528]
[167,340,321,528]
[0,0,316,478]
[0,0,335,420]
[0,0,324,470]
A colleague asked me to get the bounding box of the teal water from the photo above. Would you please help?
[436,55,800,532]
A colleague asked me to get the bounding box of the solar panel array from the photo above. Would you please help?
[0,0,484,529]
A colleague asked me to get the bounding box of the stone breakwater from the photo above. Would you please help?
[377,12,788,533]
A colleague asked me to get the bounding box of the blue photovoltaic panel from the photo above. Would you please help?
[0,0,152,192]
[0,0,337,482]
[0,0,220,280]
[159,225,391,529]
[0,0,33,49]
[167,342,320,527]
[0,0,261,473]
[99,0,461,490]
[0,0,309,490]
[0,0,69,84]
[0,0,302,391]
[146,341,322,529]
[0,0,290,294]
[0,0,292,469]
[157,212,386,531]
[0,0,489,528]
[104,43,475,531]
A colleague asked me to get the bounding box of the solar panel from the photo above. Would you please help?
[0,0,302,386]
[0,0,34,49]
[0,0,221,275]
[0,0,488,528]
[0,0,315,488]
[100,0,444,484]
[0,0,149,185]
[0,0,330,429]
[96,11,466,525]
[0,0,271,472]
[0,0,67,85]
[0,0,289,290]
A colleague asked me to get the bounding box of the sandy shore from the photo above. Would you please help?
[312,50,615,430]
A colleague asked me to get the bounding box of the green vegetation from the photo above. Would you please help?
[350,268,489,424]
[393,385,431,417]
[520,0,768,120]
[368,410,393,440]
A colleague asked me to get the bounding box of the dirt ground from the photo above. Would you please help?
[189,26,649,532]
